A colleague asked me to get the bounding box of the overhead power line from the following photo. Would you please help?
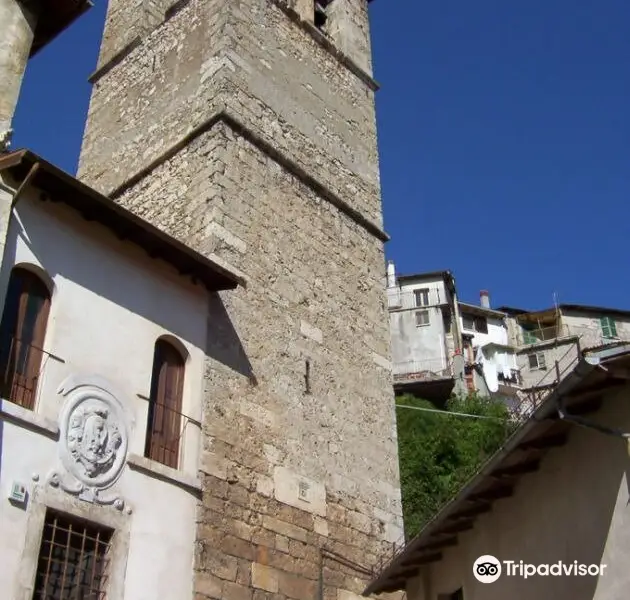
[395,403,507,421]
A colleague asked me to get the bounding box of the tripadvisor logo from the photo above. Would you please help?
[473,555,502,583]
[473,555,607,583]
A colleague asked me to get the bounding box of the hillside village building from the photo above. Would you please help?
[0,0,403,599]
[387,261,630,410]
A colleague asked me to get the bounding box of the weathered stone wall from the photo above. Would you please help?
[79,0,382,227]
[114,121,402,598]
[79,0,402,598]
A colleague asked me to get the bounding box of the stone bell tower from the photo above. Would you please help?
[79,0,403,597]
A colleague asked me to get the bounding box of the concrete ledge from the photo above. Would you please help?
[0,399,59,439]
[127,453,202,496]
[516,335,580,353]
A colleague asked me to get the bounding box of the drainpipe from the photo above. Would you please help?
[448,273,463,352]
[448,272,466,395]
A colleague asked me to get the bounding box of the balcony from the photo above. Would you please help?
[387,288,446,311]
[145,400,198,470]
[518,324,570,346]
[393,358,454,402]
[393,358,452,383]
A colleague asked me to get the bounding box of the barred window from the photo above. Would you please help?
[33,510,112,599]
[528,352,547,371]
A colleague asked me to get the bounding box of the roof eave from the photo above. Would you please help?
[0,150,245,292]
[30,0,93,57]
[458,301,506,318]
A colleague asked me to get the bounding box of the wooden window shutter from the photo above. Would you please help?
[145,340,185,468]
[0,268,50,409]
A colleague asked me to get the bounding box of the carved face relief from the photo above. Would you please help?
[67,402,122,479]
[58,380,129,490]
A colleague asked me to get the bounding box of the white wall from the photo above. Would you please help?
[0,191,208,600]
[389,277,452,376]
[459,312,508,348]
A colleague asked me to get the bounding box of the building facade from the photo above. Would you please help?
[386,262,519,403]
[366,344,630,600]
[0,152,241,599]
[502,304,630,392]
[387,261,630,410]
[387,265,462,401]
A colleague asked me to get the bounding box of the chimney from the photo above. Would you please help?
[386,260,396,288]
[480,290,490,309]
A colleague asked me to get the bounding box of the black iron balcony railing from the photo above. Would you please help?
[0,336,51,411]
[145,400,197,470]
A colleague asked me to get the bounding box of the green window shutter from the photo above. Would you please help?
[600,316,610,337]
[523,329,536,344]
[600,316,617,338]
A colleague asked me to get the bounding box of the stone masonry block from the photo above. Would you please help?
[262,516,308,543]
[277,570,318,600]
[195,572,223,598]
[251,563,279,593]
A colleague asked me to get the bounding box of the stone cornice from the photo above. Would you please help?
[108,108,390,242]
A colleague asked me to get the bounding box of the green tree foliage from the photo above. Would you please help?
[396,393,515,539]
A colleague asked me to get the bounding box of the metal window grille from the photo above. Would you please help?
[0,336,47,409]
[0,268,51,410]
[33,510,112,600]
[145,399,185,468]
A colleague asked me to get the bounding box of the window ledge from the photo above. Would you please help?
[127,453,201,496]
[0,399,59,438]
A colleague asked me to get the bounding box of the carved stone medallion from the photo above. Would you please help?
[50,376,131,509]
[66,399,123,483]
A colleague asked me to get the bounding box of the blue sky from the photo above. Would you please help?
[12,0,630,310]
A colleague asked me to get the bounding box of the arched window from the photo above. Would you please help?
[145,339,185,469]
[0,267,51,409]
